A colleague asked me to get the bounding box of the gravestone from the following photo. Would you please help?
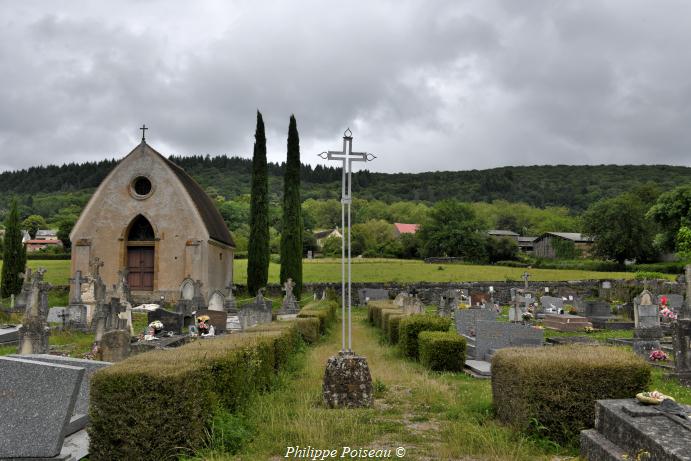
[540,296,564,314]
[393,292,409,307]
[357,288,389,305]
[473,320,543,361]
[99,330,131,362]
[581,399,691,461]
[470,291,489,307]
[112,268,131,306]
[438,289,464,317]
[9,354,111,430]
[208,290,225,311]
[454,308,497,337]
[17,268,51,355]
[147,308,184,334]
[180,278,195,300]
[0,324,20,346]
[585,300,613,319]
[13,268,33,310]
[224,285,237,313]
[633,289,663,357]
[237,301,272,329]
[0,357,84,459]
[543,314,593,332]
[672,319,691,385]
[402,295,424,314]
[277,279,300,319]
[664,294,684,312]
[195,309,227,334]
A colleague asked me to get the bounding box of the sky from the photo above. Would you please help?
[1,0,691,174]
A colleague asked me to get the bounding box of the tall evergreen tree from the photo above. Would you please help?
[247,112,270,295]
[1,199,27,298]
[280,115,303,297]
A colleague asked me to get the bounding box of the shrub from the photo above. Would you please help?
[89,324,302,460]
[297,299,338,334]
[418,331,466,372]
[398,314,452,359]
[380,308,403,331]
[491,345,651,446]
[386,314,406,344]
[295,317,320,344]
[367,300,396,328]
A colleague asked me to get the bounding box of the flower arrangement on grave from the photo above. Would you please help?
[568,307,579,315]
[197,315,210,335]
[148,320,163,334]
[584,326,595,334]
[522,311,533,322]
[649,349,669,362]
[635,390,675,405]
[660,307,678,321]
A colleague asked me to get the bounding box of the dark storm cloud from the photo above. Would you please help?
[0,0,690,173]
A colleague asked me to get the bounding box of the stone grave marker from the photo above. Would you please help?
[357,288,389,305]
[540,295,564,314]
[454,308,497,337]
[0,356,84,459]
[470,291,489,307]
[633,289,663,356]
[208,290,225,311]
[0,324,20,346]
[393,292,409,307]
[672,319,691,385]
[195,309,227,333]
[403,295,424,314]
[147,308,184,334]
[181,278,195,300]
[17,268,51,355]
[277,279,300,319]
[585,300,613,319]
[473,320,543,361]
[664,293,684,312]
[99,330,131,362]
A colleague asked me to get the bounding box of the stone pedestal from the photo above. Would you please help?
[323,351,373,408]
[17,317,49,355]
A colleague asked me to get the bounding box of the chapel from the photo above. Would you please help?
[69,137,234,302]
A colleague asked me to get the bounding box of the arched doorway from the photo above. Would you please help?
[126,215,155,291]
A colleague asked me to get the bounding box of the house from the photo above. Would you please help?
[70,139,234,302]
[35,229,59,241]
[487,229,519,241]
[517,236,537,253]
[393,223,419,236]
[532,232,594,259]
[314,228,342,247]
[24,239,63,253]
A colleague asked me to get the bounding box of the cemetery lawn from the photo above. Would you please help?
[207,309,572,461]
[233,258,644,285]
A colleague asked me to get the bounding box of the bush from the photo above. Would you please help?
[297,299,338,334]
[418,331,466,372]
[367,300,397,328]
[295,317,320,344]
[386,314,406,344]
[634,271,668,280]
[398,314,452,359]
[380,308,403,330]
[89,324,302,460]
[491,345,651,446]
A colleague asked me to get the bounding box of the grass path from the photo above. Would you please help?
[217,310,572,461]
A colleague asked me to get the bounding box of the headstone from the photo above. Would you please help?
[17,268,51,355]
[99,330,131,362]
[633,289,663,357]
[473,321,543,361]
[118,306,134,336]
[357,288,389,305]
[192,280,206,309]
[455,308,497,337]
[0,324,20,346]
[540,296,564,314]
[13,268,32,310]
[237,301,273,329]
[0,357,84,458]
[393,292,409,307]
[585,300,613,319]
[672,319,691,385]
[180,278,195,300]
[208,290,225,311]
[147,308,184,334]
[224,284,237,313]
[195,309,227,334]
[470,291,489,307]
[277,278,300,318]
[113,268,131,305]
[663,294,684,312]
[402,295,424,314]
[543,314,593,332]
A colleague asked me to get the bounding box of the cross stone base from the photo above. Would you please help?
[323,351,373,408]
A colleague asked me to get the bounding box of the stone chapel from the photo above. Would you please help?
[70,139,234,302]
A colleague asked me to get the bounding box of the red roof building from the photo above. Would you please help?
[393,223,420,236]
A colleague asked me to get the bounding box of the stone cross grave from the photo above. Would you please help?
[17,268,51,355]
[278,278,300,319]
[633,289,662,357]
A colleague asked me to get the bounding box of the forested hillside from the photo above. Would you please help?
[1,155,690,211]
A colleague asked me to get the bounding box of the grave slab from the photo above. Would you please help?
[0,357,84,459]
[464,359,491,378]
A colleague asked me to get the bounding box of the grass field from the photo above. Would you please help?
[0,258,642,287]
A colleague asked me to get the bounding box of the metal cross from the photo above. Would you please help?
[319,128,376,352]
[140,124,148,142]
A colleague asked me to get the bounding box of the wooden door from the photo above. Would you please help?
[127,246,154,290]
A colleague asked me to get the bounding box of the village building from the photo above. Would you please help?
[487,229,519,241]
[532,232,593,259]
[70,138,234,303]
[314,228,342,247]
[393,222,419,236]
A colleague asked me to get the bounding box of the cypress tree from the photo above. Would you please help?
[247,111,270,295]
[1,199,27,298]
[280,115,303,298]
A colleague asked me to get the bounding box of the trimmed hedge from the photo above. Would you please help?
[297,299,338,334]
[398,314,453,359]
[90,321,307,460]
[295,317,320,344]
[492,345,651,446]
[418,331,466,372]
[386,314,406,344]
[380,308,403,330]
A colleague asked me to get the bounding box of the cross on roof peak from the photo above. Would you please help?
[140,124,148,142]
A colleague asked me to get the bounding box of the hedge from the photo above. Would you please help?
[418,331,466,372]
[90,322,305,460]
[386,314,406,344]
[297,299,338,334]
[492,345,651,446]
[398,314,453,359]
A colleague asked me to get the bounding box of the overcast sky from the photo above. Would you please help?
[1,0,690,174]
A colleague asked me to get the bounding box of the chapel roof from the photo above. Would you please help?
[142,142,234,247]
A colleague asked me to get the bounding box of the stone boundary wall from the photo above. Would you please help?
[243,279,684,306]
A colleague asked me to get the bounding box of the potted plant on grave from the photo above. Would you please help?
[197,315,210,336]
[649,349,669,362]
[521,311,533,324]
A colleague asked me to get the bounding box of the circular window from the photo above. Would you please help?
[132,176,152,197]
